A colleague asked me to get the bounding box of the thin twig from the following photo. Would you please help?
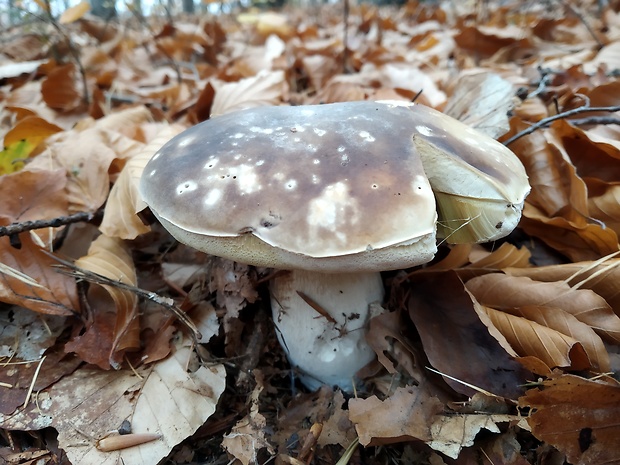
[50,256,203,343]
[0,209,103,238]
[570,116,620,126]
[504,104,620,146]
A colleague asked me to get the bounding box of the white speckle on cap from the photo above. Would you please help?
[312,174,320,184]
[256,160,265,166]
[178,135,196,147]
[204,189,222,206]
[233,133,244,139]
[307,144,317,152]
[341,154,349,166]
[294,137,301,143]
[285,179,298,190]
[236,165,261,194]
[313,128,326,136]
[307,182,359,234]
[359,131,375,142]
[294,126,306,133]
[250,127,274,135]
[231,142,238,147]
[177,180,198,195]
[416,125,433,136]
[337,146,346,153]
[313,159,320,164]
[234,154,242,160]
[149,169,157,177]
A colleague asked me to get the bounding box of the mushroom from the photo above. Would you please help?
[139,100,529,390]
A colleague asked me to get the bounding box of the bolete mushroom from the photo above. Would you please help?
[139,100,529,390]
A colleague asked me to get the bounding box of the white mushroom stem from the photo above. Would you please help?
[270,269,385,391]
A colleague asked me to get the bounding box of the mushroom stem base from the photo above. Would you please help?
[270,270,385,391]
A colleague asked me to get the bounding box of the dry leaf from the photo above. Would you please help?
[0,234,78,316]
[59,1,90,24]
[408,271,531,398]
[0,345,225,465]
[71,235,138,368]
[479,305,593,372]
[520,374,620,465]
[210,70,288,117]
[349,385,443,446]
[100,125,184,239]
[0,169,68,225]
[505,258,620,317]
[444,72,515,138]
[222,379,274,464]
[41,63,83,112]
[466,273,620,344]
[428,412,521,459]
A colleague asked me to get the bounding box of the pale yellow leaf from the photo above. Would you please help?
[59,1,90,24]
[100,125,185,239]
[210,70,288,117]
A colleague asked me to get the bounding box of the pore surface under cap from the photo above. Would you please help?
[140,101,437,261]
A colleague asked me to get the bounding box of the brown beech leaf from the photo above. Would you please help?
[72,235,138,369]
[100,125,184,239]
[588,181,620,235]
[467,243,532,270]
[28,120,143,215]
[520,375,620,465]
[509,119,589,218]
[504,305,608,372]
[210,70,288,117]
[444,71,515,138]
[349,385,443,446]
[466,273,620,345]
[519,203,619,262]
[41,63,83,112]
[478,306,594,372]
[505,258,620,318]
[0,234,78,316]
[408,270,530,399]
[365,308,419,379]
[428,412,521,459]
[0,168,68,224]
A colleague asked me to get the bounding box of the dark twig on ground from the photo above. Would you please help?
[0,209,104,238]
[504,104,620,146]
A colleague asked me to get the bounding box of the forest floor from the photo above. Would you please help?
[1,0,620,464]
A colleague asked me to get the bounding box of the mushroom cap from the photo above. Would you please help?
[140,101,529,272]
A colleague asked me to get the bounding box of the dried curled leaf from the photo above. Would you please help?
[478,305,596,372]
[100,125,185,239]
[349,385,443,446]
[466,274,620,344]
[73,235,138,368]
[210,70,288,117]
[0,234,78,316]
[520,375,620,465]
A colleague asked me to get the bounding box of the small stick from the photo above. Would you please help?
[0,209,104,238]
[504,104,620,146]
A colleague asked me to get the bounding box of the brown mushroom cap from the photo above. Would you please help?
[140,101,438,272]
[140,101,529,272]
